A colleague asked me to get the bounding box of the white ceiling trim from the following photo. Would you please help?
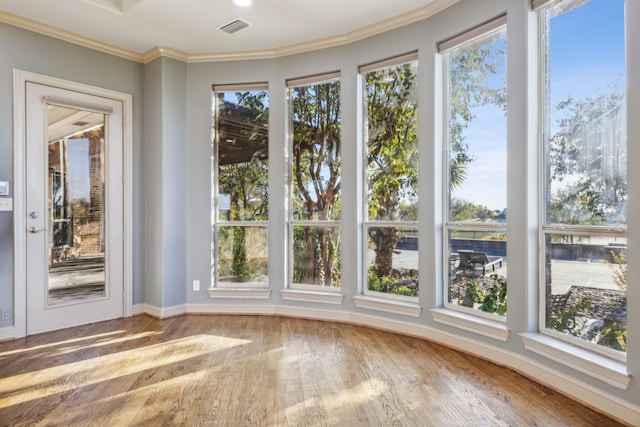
[1,0,460,64]
[0,10,141,62]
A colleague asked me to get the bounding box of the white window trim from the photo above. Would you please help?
[438,14,507,53]
[520,332,631,389]
[537,2,628,362]
[431,308,510,341]
[287,77,343,293]
[353,295,421,317]
[211,87,270,289]
[440,20,508,325]
[208,287,272,299]
[361,56,420,301]
[281,289,344,305]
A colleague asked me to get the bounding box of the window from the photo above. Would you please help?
[361,53,419,299]
[212,85,269,286]
[540,0,627,356]
[442,17,508,317]
[288,73,341,289]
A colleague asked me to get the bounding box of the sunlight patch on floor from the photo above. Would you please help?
[0,334,251,408]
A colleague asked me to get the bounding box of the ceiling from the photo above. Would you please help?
[0,0,458,62]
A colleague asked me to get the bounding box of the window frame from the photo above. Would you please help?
[211,84,270,289]
[440,17,509,321]
[360,53,420,301]
[286,72,343,292]
[537,0,628,361]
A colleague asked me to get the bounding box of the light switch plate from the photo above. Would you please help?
[0,198,12,211]
[0,181,8,196]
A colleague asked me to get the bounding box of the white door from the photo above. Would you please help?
[25,82,124,335]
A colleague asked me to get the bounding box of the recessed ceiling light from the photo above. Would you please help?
[233,0,252,6]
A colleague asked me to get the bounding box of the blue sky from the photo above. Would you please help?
[453,0,625,211]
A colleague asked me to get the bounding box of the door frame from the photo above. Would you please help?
[13,69,133,338]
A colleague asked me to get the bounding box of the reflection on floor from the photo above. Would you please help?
[48,254,106,305]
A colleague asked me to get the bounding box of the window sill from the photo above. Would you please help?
[280,289,344,305]
[353,295,421,317]
[430,308,509,341]
[520,332,630,389]
[207,287,272,299]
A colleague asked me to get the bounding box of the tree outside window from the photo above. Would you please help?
[289,77,341,287]
[363,56,419,298]
[213,88,269,285]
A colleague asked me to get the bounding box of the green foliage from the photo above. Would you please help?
[217,90,270,221]
[448,37,506,190]
[365,63,419,277]
[595,322,627,352]
[606,250,627,292]
[451,273,507,315]
[450,197,503,223]
[548,298,592,335]
[482,234,506,241]
[231,226,251,279]
[292,226,341,287]
[391,286,413,297]
[368,269,394,293]
[367,267,417,296]
[548,89,626,225]
[478,274,507,315]
[291,82,342,284]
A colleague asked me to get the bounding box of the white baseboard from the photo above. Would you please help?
[0,326,16,342]
[132,303,640,425]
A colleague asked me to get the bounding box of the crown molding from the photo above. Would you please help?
[188,0,460,62]
[142,46,189,64]
[0,10,142,62]
[1,0,459,64]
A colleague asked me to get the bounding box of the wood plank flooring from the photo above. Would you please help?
[0,315,626,426]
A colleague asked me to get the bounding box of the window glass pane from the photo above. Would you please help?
[216,91,269,222]
[446,28,507,223]
[213,89,269,288]
[444,24,507,317]
[366,226,418,297]
[545,0,626,227]
[217,226,268,283]
[448,230,507,315]
[365,61,418,222]
[542,0,627,354]
[544,233,627,352]
[291,81,341,221]
[292,225,341,287]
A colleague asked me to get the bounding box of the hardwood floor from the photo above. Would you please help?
[0,315,625,426]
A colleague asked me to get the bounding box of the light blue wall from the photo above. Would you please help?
[143,57,188,308]
[0,0,638,419]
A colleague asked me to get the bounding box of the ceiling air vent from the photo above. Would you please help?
[217,19,250,35]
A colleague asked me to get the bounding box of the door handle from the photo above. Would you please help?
[28,226,42,234]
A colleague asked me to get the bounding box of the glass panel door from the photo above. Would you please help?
[47,105,106,305]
